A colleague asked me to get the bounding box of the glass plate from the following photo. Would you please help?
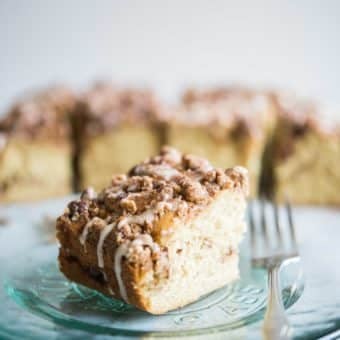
[3,244,303,338]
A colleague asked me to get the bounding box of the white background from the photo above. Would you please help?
[1,0,340,115]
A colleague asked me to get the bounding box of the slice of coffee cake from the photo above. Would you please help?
[267,93,340,205]
[73,83,165,190]
[166,87,275,196]
[0,86,75,202]
[57,147,248,314]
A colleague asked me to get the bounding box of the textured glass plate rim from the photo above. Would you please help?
[3,244,304,338]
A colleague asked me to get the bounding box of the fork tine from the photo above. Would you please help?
[248,200,257,256]
[285,200,297,250]
[273,200,283,249]
[260,197,270,248]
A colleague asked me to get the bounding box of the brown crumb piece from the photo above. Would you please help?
[74,83,166,136]
[173,87,272,139]
[0,86,76,141]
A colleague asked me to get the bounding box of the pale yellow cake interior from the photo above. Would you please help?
[0,140,72,202]
[81,125,160,190]
[138,189,247,314]
[275,132,340,205]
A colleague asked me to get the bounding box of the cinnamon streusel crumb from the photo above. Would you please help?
[0,86,75,141]
[75,83,166,136]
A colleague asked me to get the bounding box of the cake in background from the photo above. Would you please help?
[73,83,166,191]
[0,82,338,207]
[166,87,276,196]
[0,86,76,202]
[266,93,340,205]
[57,147,248,314]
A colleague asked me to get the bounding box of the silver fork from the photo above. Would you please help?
[248,198,300,340]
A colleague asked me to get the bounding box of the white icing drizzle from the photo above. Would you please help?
[103,272,108,282]
[133,164,181,181]
[157,199,188,213]
[79,217,105,252]
[153,165,181,180]
[109,190,125,199]
[114,242,130,302]
[113,210,157,301]
[233,166,248,177]
[91,206,161,302]
[102,265,116,296]
[117,209,155,229]
[157,201,173,211]
[194,161,214,181]
[97,223,115,268]
[107,286,115,296]
[114,234,158,303]
[177,91,270,128]
[200,160,214,173]
[131,234,160,253]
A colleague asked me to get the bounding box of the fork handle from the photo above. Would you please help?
[262,264,293,340]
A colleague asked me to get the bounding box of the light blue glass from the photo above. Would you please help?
[3,244,303,338]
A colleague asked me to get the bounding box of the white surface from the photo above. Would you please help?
[0,0,340,113]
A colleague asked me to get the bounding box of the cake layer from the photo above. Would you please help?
[57,147,248,313]
[80,125,161,190]
[0,140,72,202]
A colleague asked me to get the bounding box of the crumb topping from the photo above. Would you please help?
[58,147,248,247]
[76,83,165,135]
[172,87,272,139]
[272,92,340,161]
[274,92,340,136]
[0,86,75,141]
